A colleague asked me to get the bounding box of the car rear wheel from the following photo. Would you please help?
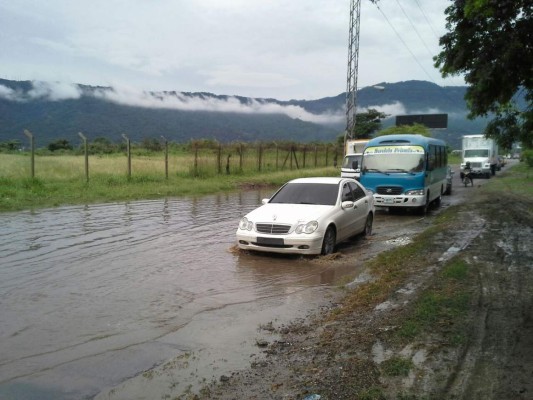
[363,213,373,237]
[321,226,336,255]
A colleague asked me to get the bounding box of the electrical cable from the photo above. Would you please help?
[413,0,441,40]
[395,0,436,60]
[374,2,439,83]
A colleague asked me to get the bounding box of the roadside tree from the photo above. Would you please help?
[339,109,388,146]
[434,0,532,148]
[48,139,73,152]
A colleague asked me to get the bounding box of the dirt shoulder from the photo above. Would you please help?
[199,187,533,399]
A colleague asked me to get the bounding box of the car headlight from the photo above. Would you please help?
[295,221,318,234]
[405,189,424,196]
[238,217,253,231]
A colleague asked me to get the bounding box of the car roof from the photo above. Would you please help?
[288,177,348,184]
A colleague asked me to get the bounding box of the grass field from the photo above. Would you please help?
[0,153,338,212]
[2,152,528,213]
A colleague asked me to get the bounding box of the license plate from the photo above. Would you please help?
[256,237,284,246]
[383,198,394,204]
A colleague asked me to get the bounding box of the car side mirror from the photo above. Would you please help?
[341,201,355,209]
[261,198,269,205]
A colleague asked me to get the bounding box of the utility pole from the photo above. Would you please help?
[345,0,361,149]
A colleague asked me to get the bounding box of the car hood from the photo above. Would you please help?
[245,203,332,224]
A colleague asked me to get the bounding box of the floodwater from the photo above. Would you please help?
[0,189,381,400]
[0,165,492,399]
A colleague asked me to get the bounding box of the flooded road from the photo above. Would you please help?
[0,167,499,399]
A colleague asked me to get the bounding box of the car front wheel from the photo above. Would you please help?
[321,226,336,255]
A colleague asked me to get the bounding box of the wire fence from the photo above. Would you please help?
[8,132,341,181]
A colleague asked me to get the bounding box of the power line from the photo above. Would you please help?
[413,0,441,41]
[394,0,435,60]
[374,2,438,83]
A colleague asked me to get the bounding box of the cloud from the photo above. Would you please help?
[0,81,82,102]
[1,80,343,125]
[364,101,407,117]
[0,0,465,100]
[0,84,19,101]
[28,81,82,101]
[91,84,344,125]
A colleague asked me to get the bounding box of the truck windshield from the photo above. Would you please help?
[342,155,362,169]
[464,149,489,157]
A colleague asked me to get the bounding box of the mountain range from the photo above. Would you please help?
[0,78,491,149]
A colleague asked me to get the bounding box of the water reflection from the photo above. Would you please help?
[0,189,345,399]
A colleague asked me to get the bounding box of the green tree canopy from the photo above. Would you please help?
[434,0,532,148]
[352,108,388,139]
[48,139,73,152]
[339,109,388,146]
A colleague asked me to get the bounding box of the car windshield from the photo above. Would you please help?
[269,183,338,206]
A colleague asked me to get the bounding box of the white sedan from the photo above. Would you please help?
[236,177,375,255]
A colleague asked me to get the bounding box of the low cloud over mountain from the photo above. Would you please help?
[0,79,489,149]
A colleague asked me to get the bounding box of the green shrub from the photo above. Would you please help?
[522,149,533,167]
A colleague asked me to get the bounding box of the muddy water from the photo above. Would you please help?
[0,190,379,399]
[0,165,495,400]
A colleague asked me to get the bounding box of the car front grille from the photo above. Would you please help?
[256,223,291,234]
[470,162,482,168]
[376,186,403,195]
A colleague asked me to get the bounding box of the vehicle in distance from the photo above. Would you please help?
[341,139,369,180]
[236,177,375,255]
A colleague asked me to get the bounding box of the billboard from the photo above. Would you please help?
[395,114,448,129]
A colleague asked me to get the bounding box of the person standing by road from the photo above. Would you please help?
[490,155,497,175]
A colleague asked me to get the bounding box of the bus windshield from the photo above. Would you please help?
[363,145,425,173]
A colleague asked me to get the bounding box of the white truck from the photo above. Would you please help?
[461,135,499,178]
[340,139,369,180]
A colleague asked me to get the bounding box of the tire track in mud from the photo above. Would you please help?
[446,202,533,399]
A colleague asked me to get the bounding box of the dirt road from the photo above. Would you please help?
[199,166,533,400]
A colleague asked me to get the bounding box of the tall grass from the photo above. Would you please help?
[480,162,533,198]
[0,153,338,212]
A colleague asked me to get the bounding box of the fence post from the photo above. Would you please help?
[302,145,307,168]
[239,144,243,172]
[122,134,131,178]
[226,153,231,175]
[217,145,222,174]
[78,132,89,182]
[23,130,35,178]
[258,144,262,172]
[161,136,168,179]
[194,143,199,177]
[325,144,329,167]
[292,146,300,169]
[275,143,279,170]
[290,146,293,170]
[314,146,318,167]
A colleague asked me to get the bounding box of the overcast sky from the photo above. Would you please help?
[0,0,463,101]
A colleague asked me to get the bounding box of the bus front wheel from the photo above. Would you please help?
[418,193,430,215]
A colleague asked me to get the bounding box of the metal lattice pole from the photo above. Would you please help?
[345,0,361,146]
